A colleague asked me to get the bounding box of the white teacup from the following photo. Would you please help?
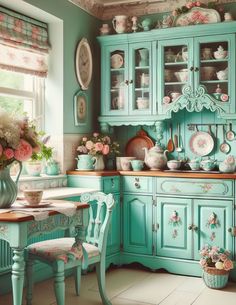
[120,157,136,170]
[23,189,43,205]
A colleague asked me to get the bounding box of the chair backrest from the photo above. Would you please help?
[80,192,115,253]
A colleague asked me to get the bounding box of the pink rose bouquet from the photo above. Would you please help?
[199,245,234,271]
[77,132,119,156]
[0,108,42,169]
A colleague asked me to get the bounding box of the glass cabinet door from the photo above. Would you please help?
[101,46,128,116]
[194,34,235,114]
[158,38,192,115]
[129,43,152,114]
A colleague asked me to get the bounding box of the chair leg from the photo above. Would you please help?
[25,257,34,305]
[53,261,65,305]
[96,261,112,305]
[75,264,81,296]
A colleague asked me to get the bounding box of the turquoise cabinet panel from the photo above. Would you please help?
[193,199,233,260]
[103,176,120,193]
[123,194,153,255]
[156,197,192,259]
[156,178,233,198]
[123,176,153,193]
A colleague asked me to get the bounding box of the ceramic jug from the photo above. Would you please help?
[139,18,152,31]
[138,49,149,66]
[112,15,128,34]
[143,143,168,170]
[75,154,97,170]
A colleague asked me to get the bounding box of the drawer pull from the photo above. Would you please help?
[134,182,140,189]
[111,178,114,188]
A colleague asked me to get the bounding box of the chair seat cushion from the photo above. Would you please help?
[83,243,100,259]
[27,238,83,264]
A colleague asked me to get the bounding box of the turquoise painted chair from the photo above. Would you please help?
[25,192,115,305]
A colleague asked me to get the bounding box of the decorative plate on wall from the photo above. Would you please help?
[125,130,154,160]
[189,130,214,156]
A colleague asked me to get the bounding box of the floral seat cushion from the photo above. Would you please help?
[27,238,100,264]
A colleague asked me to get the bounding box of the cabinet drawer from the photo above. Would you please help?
[123,176,152,193]
[156,178,233,198]
[103,176,120,193]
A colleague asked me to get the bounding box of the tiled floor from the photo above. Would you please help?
[1,266,236,305]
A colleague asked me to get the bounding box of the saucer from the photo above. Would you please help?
[19,201,52,208]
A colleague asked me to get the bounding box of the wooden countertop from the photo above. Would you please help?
[66,170,236,179]
[0,202,89,223]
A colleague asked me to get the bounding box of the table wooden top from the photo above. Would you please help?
[0,202,89,223]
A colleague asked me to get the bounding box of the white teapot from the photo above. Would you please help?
[143,143,168,170]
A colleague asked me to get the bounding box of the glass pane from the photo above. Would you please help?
[163,45,188,104]
[0,69,33,91]
[199,41,228,101]
[0,96,33,118]
[110,50,125,110]
[134,48,150,110]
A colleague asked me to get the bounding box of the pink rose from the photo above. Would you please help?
[95,142,103,152]
[85,140,94,150]
[0,144,2,157]
[221,94,229,102]
[223,259,234,271]
[82,137,87,142]
[4,148,14,160]
[93,132,99,137]
[199,258,207,267]
[196,1,201,6]
[172,10,178,16]
[186,2,193,8]
[163,96,171,104]
[219,254,228,262]
[14,139,33,161]
[102,144,110,155]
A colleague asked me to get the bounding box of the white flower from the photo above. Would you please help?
[215,262,224,270]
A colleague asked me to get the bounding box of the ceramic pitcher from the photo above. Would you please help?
[75,154,97,170]
[112,15,128,34]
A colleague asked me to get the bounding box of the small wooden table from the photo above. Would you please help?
[0,202,89,305]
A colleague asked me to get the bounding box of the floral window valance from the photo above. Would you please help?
[0,6,50,77]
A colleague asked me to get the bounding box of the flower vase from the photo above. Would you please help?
[0,162,22,208]
[202,267,229,289]
[94,154,105,171]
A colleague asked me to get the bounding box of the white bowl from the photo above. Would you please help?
[167,160,181,170]
[214,50,228,59]
[200,66,216,80]
[174,69,188,82]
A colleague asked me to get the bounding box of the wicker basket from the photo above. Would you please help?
[203,267,229,289]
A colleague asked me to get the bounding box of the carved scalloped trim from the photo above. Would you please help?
[68,0,232,20]
[166,85,225,116]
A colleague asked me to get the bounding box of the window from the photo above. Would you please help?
[0,69,45,130]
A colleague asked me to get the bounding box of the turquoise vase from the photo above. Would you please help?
[0,162,22,208]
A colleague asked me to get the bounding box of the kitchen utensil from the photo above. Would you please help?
[220,125,231,154]
[189,126,214,156]
[174,134,178,150]
[167,123,174,152]
[176,123,183,152]
[226,123,235,141]
[125,129,154,160]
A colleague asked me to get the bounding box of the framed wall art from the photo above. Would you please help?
[74,90,87,126]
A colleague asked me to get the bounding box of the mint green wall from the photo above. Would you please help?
[25,0,101,134]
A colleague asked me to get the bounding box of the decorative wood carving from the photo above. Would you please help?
[68,0,233,20]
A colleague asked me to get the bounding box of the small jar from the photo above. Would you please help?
[99,23,110,35]
[224,12,234,22]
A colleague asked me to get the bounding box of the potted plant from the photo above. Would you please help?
[199,244,234,289]
[25,135,53,176]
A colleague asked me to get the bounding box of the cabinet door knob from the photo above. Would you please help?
[194,67,199,72]
[125,80,129,85]
[192,225,198,231]
[190,66,194,71]
[129,80,133,84]
[228,227,232,233]
[188,225,193,230]
[134,182,140,189]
